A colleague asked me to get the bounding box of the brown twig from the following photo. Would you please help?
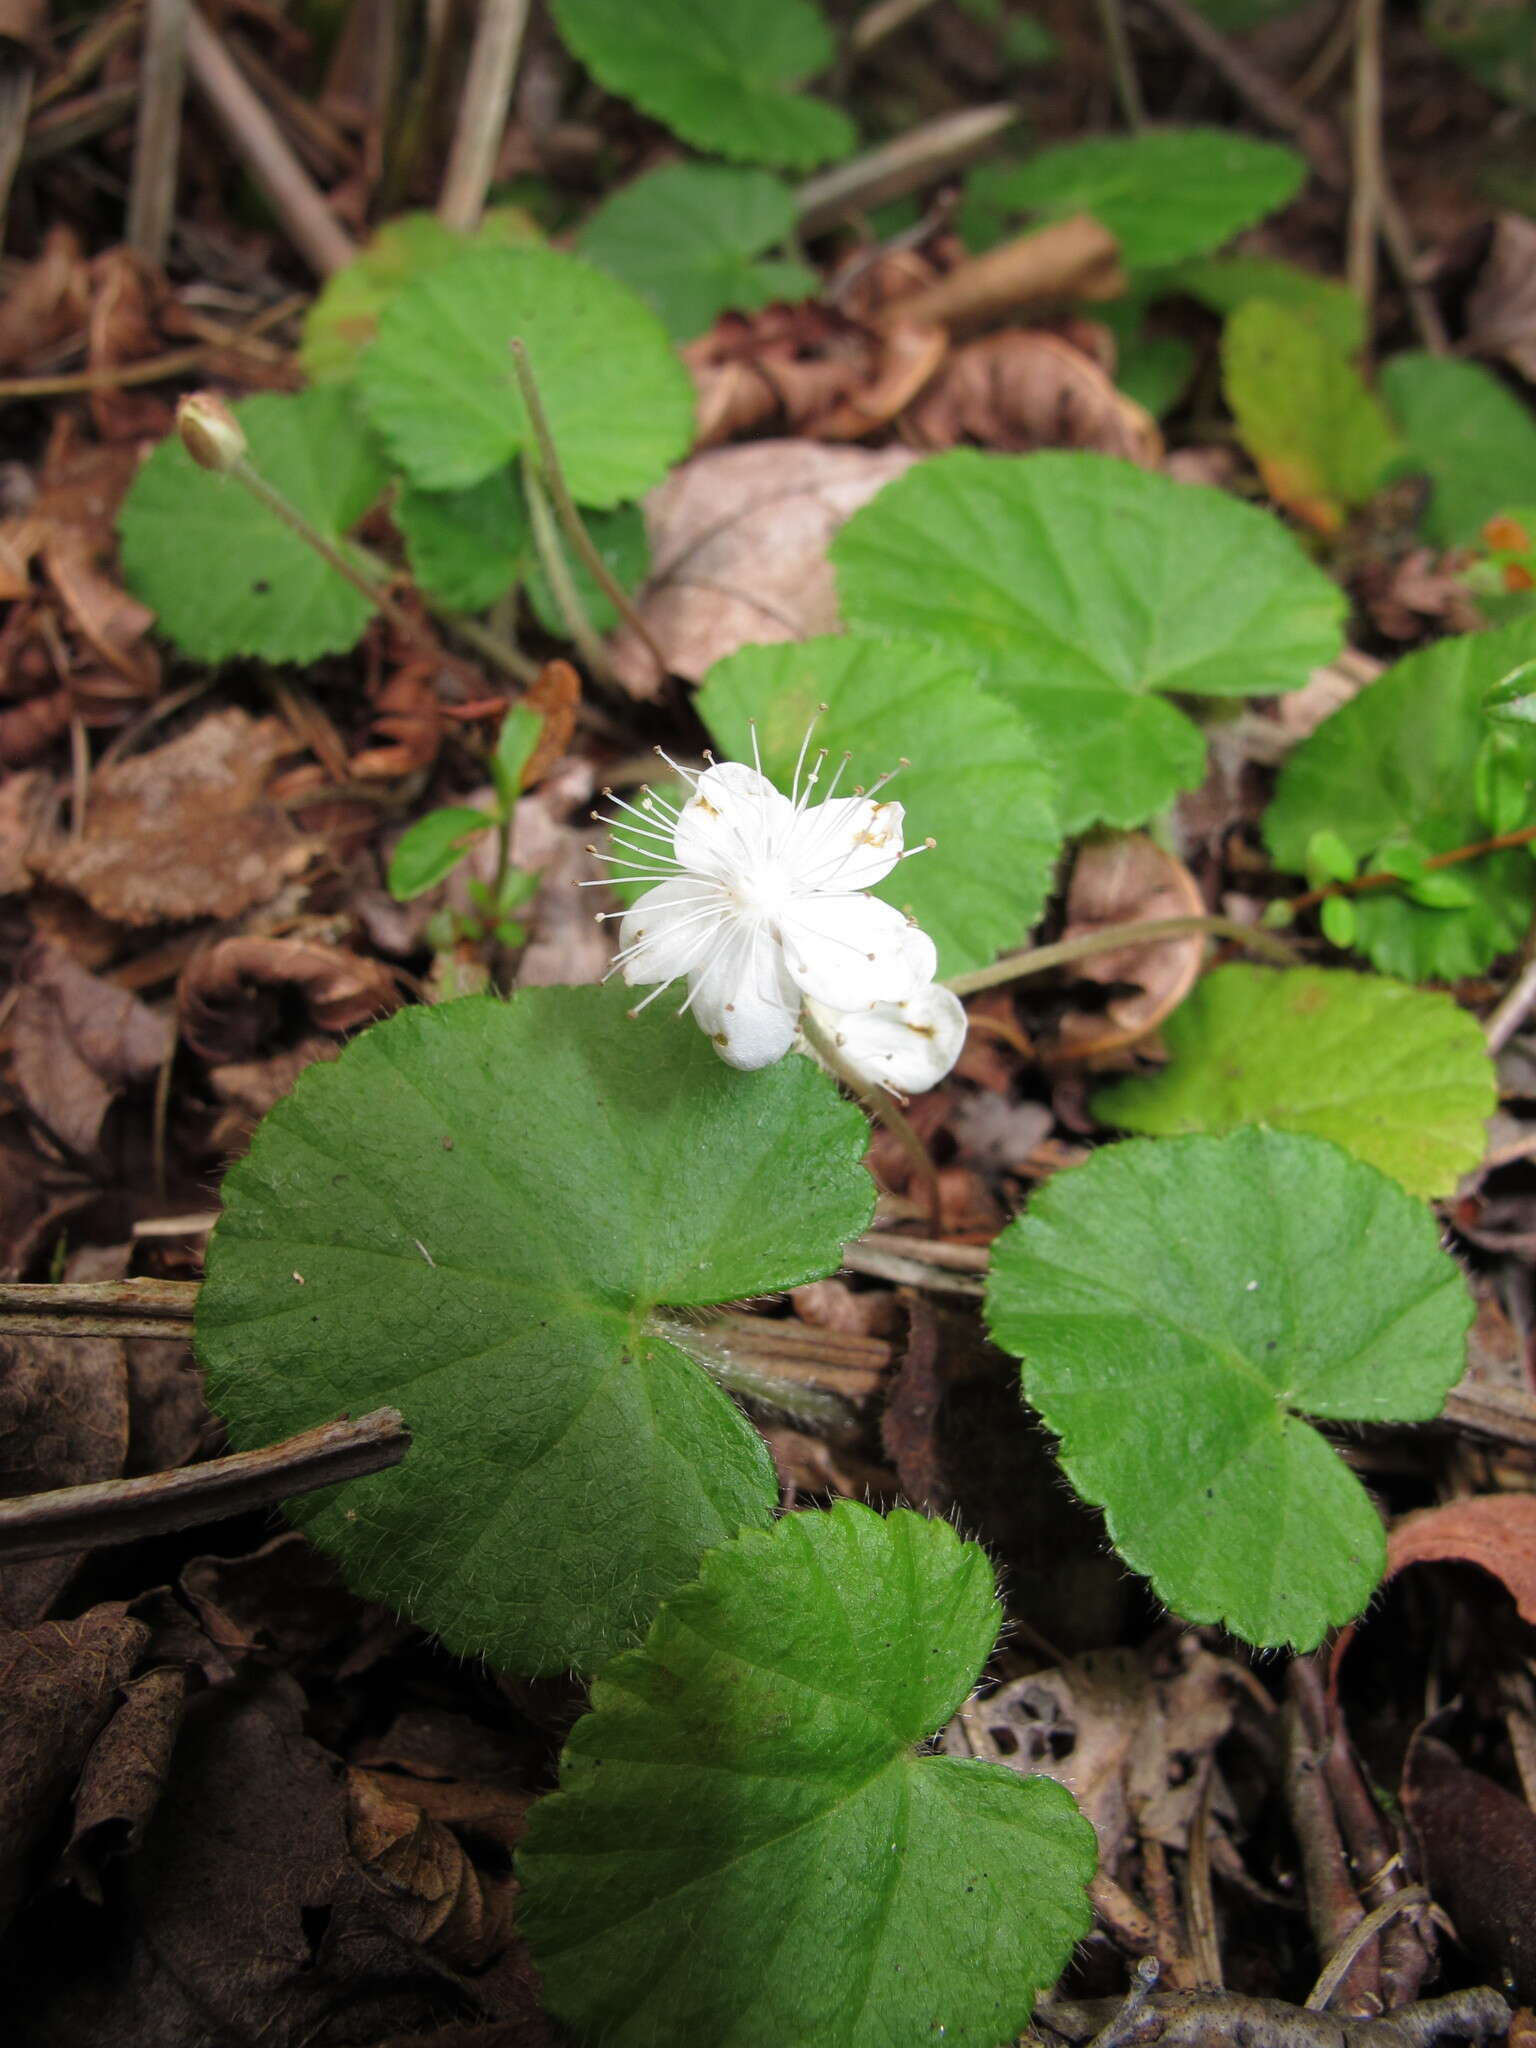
[184,6,356,276]
[796,103,1019,235]
[127,0,189,265]
[1285,1659,1379,2016]
[1287,821,1536,916]
[0,1276,199,1339]
[0,1408,410,1563]
[0,294,304,399]
[1037,1986,1511,2047]
[438,0,531,231]
[1346,0,1384,337]
[1094,0,1144,130]
[0,2,41,243]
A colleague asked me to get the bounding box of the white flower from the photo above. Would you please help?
[590,729,940,1072]
[801,982,968,1097]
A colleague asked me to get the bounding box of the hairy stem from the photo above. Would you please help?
[799,1007,943,1235]
[944,913,1297,998]
[509,337,667,676]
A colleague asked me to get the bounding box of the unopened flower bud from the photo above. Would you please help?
[176,392,247,474]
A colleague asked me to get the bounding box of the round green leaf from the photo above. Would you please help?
[356,246,696,501]
[396,468,528,613]
[518,1503,1096,2047]
[962,129,1306,267]
[578,163,815,341]
[549,0,854,171]
[1265,618,1536,980]
[1094,965,1495,1198]
[194,987,874,1674]
[117,387,387,663]
[695,635,1062,978]
[300,208,540,384]
[1379,353,1536,549]
[833,450,1345,833]
[986,1128,1472,1650]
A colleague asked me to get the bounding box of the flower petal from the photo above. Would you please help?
[783,796,906,892]
[778,893,928,1011]
[687,924,800,1071]
[671,761,794,879]
[806,984,967,1095]
[616,878,728,987]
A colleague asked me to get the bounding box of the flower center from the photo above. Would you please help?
[727,858,794,921]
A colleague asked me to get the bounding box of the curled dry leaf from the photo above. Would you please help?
[1050,833,1207,1065]
[43,526,160,694]
[57,1665,186,1905]
[0,691,72,767]
[608,440,917,694]
[11,940,175,1157]
[685,302,888,446]
[518,657,581,788]
[1386,1494,1536,1626]
[0,771,53,894]
[86,248,172,443]
[349,661,447,780]
[805,321,950,442]
[904,329,1162,465]
[0,1603,148,1927]
[32,710,316,925]
[346,1768,513,1970]
[0,223,90,373]
[177,934,401,1063]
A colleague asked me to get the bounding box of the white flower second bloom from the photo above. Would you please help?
[591,731,962,1091]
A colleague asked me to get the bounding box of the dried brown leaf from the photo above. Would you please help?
[0,689,73,767]
[1466,214,1536,385]
[58,1664,185,1903]
[177,934,400,1063]
[519,657,581,788]
[43,526,159,693]
[1387,1494,1536,1625]
[0,1604,147,1927]
[179,1531,409,1672]
[608,440,917,695]
[33,710,316,925]
[0,772,54,893]
[0,1122,94,1281]
[1051,833,1206,1065]
[0,1331,129,1627]
[684,302,875,446]
[347,1768,513,1969]
[11,940,174,1156]
[904,329,1162,463]
[0,224,89,373]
